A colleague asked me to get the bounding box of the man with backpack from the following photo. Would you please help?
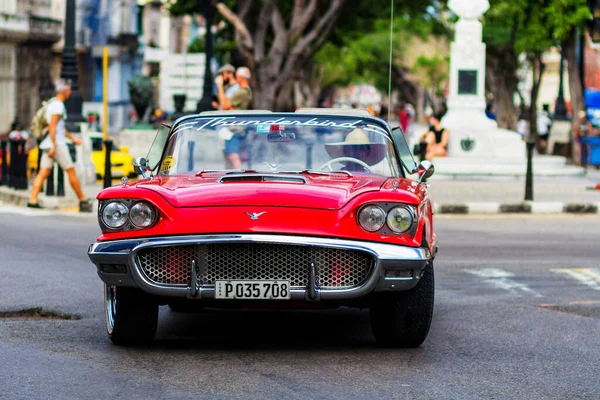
[27,78,93,212]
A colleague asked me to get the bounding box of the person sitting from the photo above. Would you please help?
[419,113,449,160]
[324,128,388,173]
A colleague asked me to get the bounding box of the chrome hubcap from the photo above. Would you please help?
[105,284,117,331]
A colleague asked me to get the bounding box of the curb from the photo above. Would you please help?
[436,202,600,215]
[0,186,98,213]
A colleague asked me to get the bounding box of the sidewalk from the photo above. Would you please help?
[0,182,102,212]
[428,172,600,214]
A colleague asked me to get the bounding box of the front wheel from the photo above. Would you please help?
[369,261,435,348]
[105,284,159,346]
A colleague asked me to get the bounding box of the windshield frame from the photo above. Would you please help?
[154,112,404,178]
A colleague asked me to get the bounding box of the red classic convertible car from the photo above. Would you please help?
[88,109,437,347]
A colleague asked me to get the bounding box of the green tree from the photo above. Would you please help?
[314,10,449,116]
[165,0,442,111]
[483,0,590,142]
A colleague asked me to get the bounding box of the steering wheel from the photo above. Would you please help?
[320,157,371,173]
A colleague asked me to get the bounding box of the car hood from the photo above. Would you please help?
[135,173,391,210]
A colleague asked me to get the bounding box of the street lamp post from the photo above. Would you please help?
[48,0,86,196]
[61,0,86,132]
[196,0,215,113]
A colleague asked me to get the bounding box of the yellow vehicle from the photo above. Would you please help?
[28,133,137,180]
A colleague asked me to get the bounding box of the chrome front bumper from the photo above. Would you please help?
[88,234,431,301]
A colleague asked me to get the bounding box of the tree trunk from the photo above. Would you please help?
[274,78,296,111]
[256,65,278,110]
[486,47,519,130]
[217,0,345,111]
[564,28,585,163]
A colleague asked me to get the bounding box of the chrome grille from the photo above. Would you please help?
[137,246,194,285]
[136,244,373,288]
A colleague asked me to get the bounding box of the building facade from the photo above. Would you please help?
[0,0,62,134]
[73,0,143,133]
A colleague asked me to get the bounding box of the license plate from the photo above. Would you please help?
[215,280,291,300]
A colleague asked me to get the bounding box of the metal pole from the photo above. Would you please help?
[102,47,112,188]
[61,0,85,133]
[525,139,535,201]
[11,139,28,190]
[46,166,55,196]
[0,140,7,185]
[187,140,196,171]
[196,1,215,112]
[57,166,65,196]
[103,140,113,188]
[103,47,109,142]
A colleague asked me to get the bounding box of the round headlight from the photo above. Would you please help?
[386,206,413,233]
[358,205,386,232]
[102,201,129,229]
[129,202,155,228]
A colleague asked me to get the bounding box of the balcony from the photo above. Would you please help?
[16,0,52,15]
[0,0,62,43]
[0,12,29,40]
[28,13,62,42]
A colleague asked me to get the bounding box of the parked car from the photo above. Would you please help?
[87,109,437,347]
[27,132,137,179]
[88,133,137,179]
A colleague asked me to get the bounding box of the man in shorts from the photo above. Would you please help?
[27,79,93,212]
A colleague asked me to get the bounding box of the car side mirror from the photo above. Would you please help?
[134,157,151,178]
[417,160,435,184]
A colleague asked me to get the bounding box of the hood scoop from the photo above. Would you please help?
[217,173,308,184]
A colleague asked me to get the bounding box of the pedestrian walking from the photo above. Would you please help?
[8,123,30,145]
[27,79,93,212]
[574,110,594,167]
[537,105,552,153]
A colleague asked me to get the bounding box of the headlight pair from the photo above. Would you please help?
[101,200,157,230]
[358,204,414,234]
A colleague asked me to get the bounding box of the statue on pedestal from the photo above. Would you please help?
[128,75,155,129]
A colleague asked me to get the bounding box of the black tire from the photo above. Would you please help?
[369,261,435,348]
[104,284,158,346]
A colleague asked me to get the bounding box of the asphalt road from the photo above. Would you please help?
[0,209,599,399]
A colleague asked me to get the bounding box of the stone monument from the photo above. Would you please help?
[433,0,583,176]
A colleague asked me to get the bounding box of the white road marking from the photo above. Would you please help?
[465,268,543,297]
[550,268,600,291]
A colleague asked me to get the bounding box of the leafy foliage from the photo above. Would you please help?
[316,13,448,94]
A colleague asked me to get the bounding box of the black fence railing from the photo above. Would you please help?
[0,139,75,195]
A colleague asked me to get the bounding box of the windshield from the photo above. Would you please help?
[157,115,400,177]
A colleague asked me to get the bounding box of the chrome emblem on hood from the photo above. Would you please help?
[246,212,267,220]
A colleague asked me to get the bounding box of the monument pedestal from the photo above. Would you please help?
[442,108,526,159]
[433,0,583,178]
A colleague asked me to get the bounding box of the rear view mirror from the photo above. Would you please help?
[267,131,296,143]
[417,160,435,183]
